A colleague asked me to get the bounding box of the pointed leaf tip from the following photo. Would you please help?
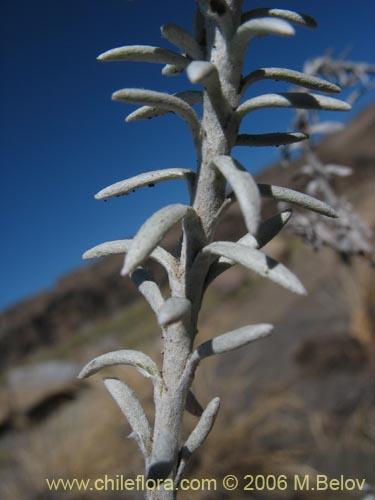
[203,241,306,295]
[122,204,194,275]
[157,297,191,327]
[97,45,188,67]
[195,323,273,360]
[211,156,260,235]
[103,377,152,458]
[258,183,339,218]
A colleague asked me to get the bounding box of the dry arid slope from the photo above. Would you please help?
[0,104,374,499]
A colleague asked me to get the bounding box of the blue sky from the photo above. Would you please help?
[1,0,374,311]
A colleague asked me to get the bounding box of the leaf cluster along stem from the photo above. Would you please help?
[80,1,351,498]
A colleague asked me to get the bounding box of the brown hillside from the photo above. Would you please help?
[0,104,374,370]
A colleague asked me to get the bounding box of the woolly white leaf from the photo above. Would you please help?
[187,61,216,84]
[308,121,345,135]
[97,45,188,67]
[241,67,340,96]
[258,183,339,218]
[104,378,152,458]
[206,233,257,277]
[256,210,293,248]
[193,324,273,360]
[205,212,292,286]
[131,268,165,314]
[126,90,203,121]
[78,350,162,386]
[83,240,132,260]
[203,241,306,295]
[157,297,191,327]
[235,93,351,121]
[95,169,195,201]
[211,156,260,235]
[325,164,353,177]
[112,89,201,139]
[175,397,220,484]
[242,8,317,29]
[122,204,194,275]
[182,398,220,458]
[233,18,295,55]
[236,132,308,147]
[161,63,185,76]
[187,61,231,120]
[181,208,207,268]
[82,240,178,288]
[184,397,220,451]
[161,23,202,59]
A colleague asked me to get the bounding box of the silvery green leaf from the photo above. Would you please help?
[211,156,260,235]
[78,350,162,388]
[325,164,353,177]
[82,240,179,289]
[112,89,201,139]
[308,121,345,135]
[233,18,295,55]
[185,390,203,417]
[184,397,220,451]
[258,183,339,217]
[122,204,194,276]
[161,24,202,59]
[204,233,257,286]
[235,93,351,121]
[157,297,191,327]
[181,207,207,268]
[204,212,291,287]
[95,168,196,201]
[161,64,185,76]
[131,268,165,314]
[175,397,220,484]
[187,60,216,84]
[242,8,317,28]
[203,241,306,295]
[256,210,293,248]
[193,324,273,361]
[126,90,203,121]
[187,61,231,120]
[83,240,132,260]
[97,45,188,67]
[103,377,152,459]
[241,67,340,96]
[236,132,308,147]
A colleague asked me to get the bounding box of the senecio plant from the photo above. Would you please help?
[79,2,351,497]
[281,52,375,262]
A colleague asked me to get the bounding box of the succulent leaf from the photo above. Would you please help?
[203,241,306,295]
[258,183,339,217]
[242,8,317,29]
[127,91,203,122]
[241,67,340,96]
[95,169,195,201]
[97,45,188,66]
[104,377,152,458]
[122,204,195,275]
[211,156,260,235]
[236,132,308,147]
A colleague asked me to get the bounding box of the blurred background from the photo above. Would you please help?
[0,0,374,498]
